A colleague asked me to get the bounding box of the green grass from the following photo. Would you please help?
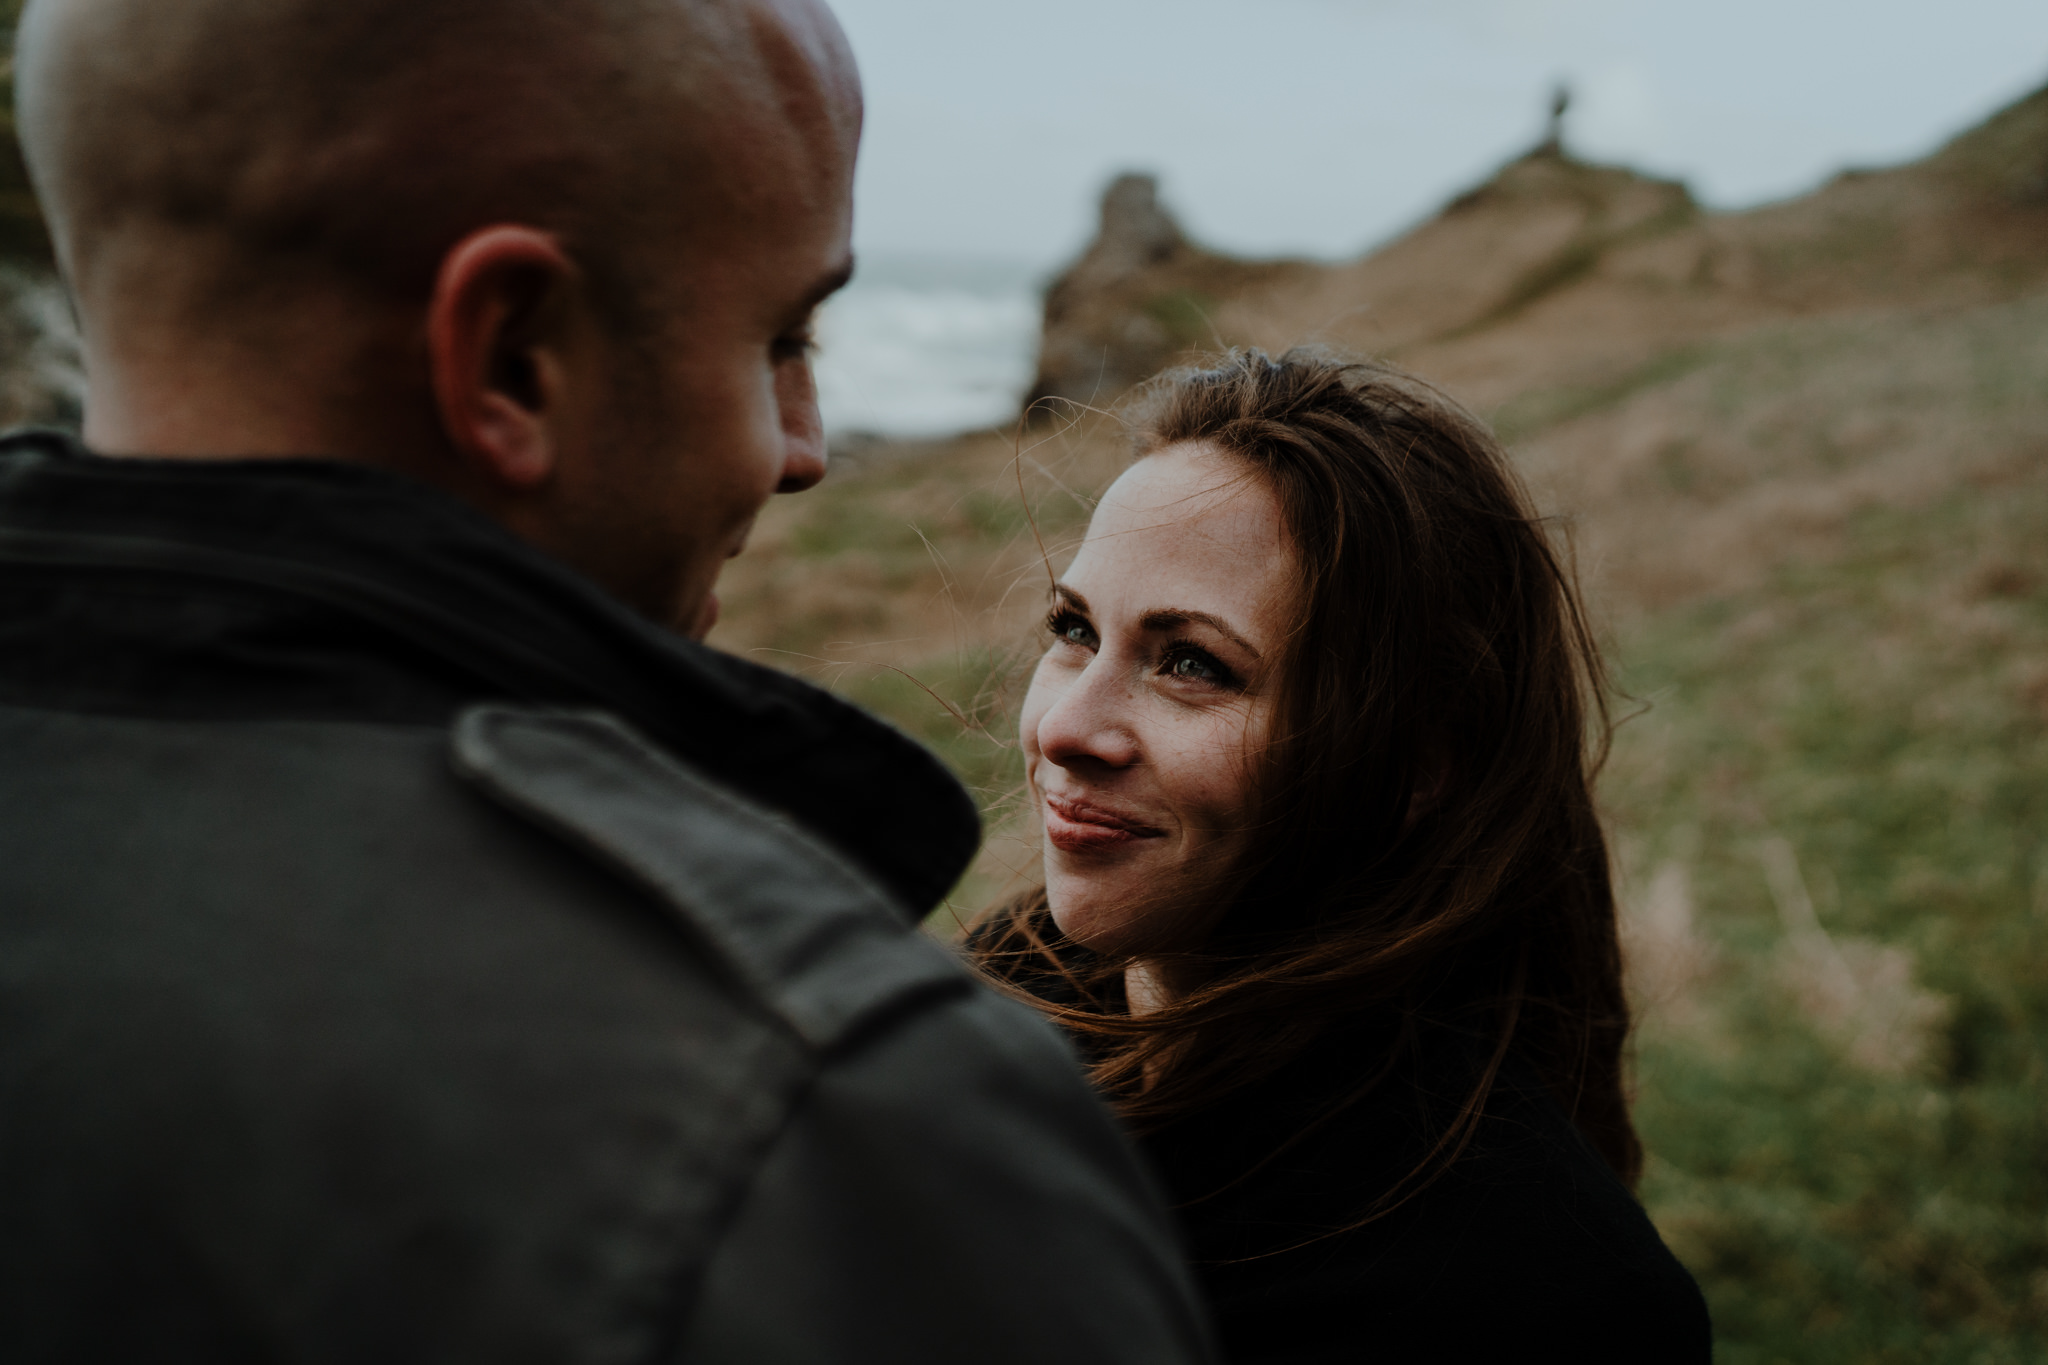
[1490,343,1716,446]
[1611,475,2048,1361]
[1143,289,1222,348]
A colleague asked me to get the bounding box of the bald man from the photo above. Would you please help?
[0,1,1212,1361]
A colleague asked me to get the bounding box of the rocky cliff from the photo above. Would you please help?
[1031,80,2048,421]
[1023,173,1310,416]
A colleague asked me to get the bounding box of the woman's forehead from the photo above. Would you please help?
[1089,446,1278,544]
[1067,445,1292,623]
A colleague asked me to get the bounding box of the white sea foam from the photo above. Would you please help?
[813,257,1042,441]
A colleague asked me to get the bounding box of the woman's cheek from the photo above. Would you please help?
[1169,709,1261,834]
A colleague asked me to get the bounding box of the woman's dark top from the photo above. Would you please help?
[1134,1021,1711,1363]
[986,919,1711,1364]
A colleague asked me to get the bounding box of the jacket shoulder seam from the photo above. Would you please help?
[449,703,970,1052]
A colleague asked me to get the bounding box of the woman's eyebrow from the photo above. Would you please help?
[1138,608,1262,659]
[1052,584,1090,613]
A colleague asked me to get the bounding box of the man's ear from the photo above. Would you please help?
[427,226,580,489]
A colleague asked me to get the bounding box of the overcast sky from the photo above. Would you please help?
[828,0,2048,271]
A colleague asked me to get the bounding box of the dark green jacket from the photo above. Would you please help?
[0,432,1212,1364]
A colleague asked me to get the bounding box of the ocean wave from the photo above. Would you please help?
[814,276,1040,440]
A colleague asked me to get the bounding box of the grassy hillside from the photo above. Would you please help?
[715,82,2048,1361]
[1584,296,2048,1361]
[1619,472,2048,1362]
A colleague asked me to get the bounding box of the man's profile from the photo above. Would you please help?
[0,0,1212,1359]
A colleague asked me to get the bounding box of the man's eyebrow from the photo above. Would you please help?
[1138,607,1262,659]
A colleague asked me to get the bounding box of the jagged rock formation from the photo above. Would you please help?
[1257,145,1700,355]
[1023,149,1700,423]
[1058,174,1185,292]
[1025,79,2048,423]
[997,77,2048,621]
[1023,174,1309,418]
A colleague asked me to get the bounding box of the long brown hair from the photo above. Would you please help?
[974,347,1640,1199]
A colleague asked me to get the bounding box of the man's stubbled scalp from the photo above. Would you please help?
[13,0,797,322]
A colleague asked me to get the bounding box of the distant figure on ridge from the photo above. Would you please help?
[1543,82,1572,155]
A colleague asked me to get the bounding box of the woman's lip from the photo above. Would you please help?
[1044,795,1166,853]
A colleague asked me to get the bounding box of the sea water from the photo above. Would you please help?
[813,255,1043,442]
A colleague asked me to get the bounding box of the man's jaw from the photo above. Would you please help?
[684,520,758,639]
[685,589,721,640]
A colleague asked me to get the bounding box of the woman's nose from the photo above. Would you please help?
[1034,660,1141,773]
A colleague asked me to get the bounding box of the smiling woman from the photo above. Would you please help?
[973,349,1713,1363]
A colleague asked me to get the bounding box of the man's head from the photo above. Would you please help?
[15,0,861,634]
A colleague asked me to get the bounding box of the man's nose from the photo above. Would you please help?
[777,431,827,492]
[1035,660,1141,773]
[775,358,829,493]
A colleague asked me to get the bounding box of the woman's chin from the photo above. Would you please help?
[1045,868,1159,957]
[1046,903,1132,956]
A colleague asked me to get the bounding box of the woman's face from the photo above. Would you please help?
[1021,442,1296,957]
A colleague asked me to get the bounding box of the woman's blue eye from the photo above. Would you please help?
[1170,652,1220,682]
[1048,610,1097,648]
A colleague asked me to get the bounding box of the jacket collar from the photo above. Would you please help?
[0,429,981,915]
